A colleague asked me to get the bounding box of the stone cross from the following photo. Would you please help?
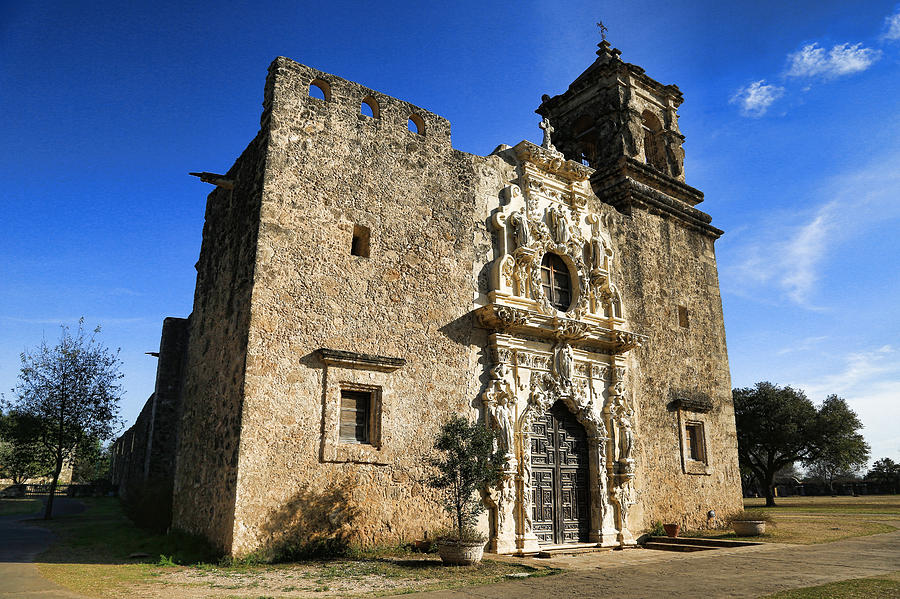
[539,117,556,152]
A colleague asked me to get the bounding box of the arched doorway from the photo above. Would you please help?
[530,400,590,545]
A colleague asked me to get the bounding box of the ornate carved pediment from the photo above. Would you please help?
[513,141,594,183]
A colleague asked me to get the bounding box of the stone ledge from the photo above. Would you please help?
[318,348,406,372]
[671,396,714,413]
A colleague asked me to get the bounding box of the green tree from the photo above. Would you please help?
[734,383,871,506]
[71,435,110,483]
[427,415,505,541]
[8,319,123,518]
[866,458,900,494]
[807,395,870,494]
[0,410,53,484]
[734,382,820,506]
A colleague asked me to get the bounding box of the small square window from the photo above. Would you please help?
[351,224,370,258]
[685,422,706,463]
[677,305,689,328]
[339,389,373,444]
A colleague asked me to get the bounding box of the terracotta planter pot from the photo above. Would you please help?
[732,520,766,536]
[436,539,485,565]
[663,523,680,538]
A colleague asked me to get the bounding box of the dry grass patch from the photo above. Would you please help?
[31,497,553,598]
[685,495,899,545]
[745,495,900,515]
[762,570,900,598]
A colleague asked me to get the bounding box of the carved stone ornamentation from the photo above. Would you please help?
[495,306,529,331]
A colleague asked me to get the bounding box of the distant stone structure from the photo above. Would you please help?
[112,41,742,556]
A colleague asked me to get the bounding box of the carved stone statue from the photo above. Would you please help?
[616,405,634,463]
[489,391,516,457]
[510,210,531,248]
[554,343,574,388]
[548,206,569,244]
[589,236,608,271]
[539,117,556,152]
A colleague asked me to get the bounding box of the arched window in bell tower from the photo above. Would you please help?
[641,110,667,173]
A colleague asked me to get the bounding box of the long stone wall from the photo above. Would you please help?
[111,317,188,504]
[170,122,269,553]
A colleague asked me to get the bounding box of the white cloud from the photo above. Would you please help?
[721,149,900,308]
[780,203,837,305]
[729,201,837,308]
[776,335,830,356]
[730,80,784,117]
[883,8,900,40]
[786,42,881,79]
[795,346,900,464]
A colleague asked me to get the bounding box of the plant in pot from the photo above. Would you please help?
[426,415,505,566]
[730,509,774,536]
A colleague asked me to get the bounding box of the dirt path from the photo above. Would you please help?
[0,498,87,599]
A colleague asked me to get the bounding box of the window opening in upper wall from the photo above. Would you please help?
[540,253,572,312]
[678,305,689,328]
[685,422,706,463]
[351,224,371,258]
[309,79,331,101]
[339,389,373,444]
[407,113,425,135]
[360,96,379,118]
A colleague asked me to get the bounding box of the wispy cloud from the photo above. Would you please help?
[776,335,829,356]
[786,42,881,79]
[795,345,900,463]
[883,7,900,41]
[729,80,784,117]
[721,149,900,308]
[730,201,838,308]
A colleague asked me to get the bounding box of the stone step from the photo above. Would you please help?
[643,541,714,552]
[645,536,762,548]
[534,543,614,558]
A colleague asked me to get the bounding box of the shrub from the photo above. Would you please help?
[426,416,505,542]
[731,509,775,523]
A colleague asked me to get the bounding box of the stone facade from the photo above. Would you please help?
[117,42,742,556]
[111,317,188,501]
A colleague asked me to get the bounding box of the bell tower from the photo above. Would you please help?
[537,41,716,234]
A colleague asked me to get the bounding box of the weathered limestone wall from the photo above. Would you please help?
[169,52,742,555]
[171,132,268,552]
[607,208,743,529]
[227,58,483,555]
[110,396,151,498]
[111,317,188,504]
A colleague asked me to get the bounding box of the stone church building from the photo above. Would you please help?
[112,42,742,556]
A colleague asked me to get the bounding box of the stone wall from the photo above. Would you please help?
[170,129,268,552]
[607,205,742,530]
[227,58,485,555]
[111,317,189,504]
[168,53,742,555]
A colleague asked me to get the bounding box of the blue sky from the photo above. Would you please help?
[2,1,898,466]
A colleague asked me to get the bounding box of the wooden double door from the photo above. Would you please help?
[530,401,590,545]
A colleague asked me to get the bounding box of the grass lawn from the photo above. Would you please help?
[762,571,900,598]
[0,497,41,516]
[685,495,900,545]
[32,497,555,598]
